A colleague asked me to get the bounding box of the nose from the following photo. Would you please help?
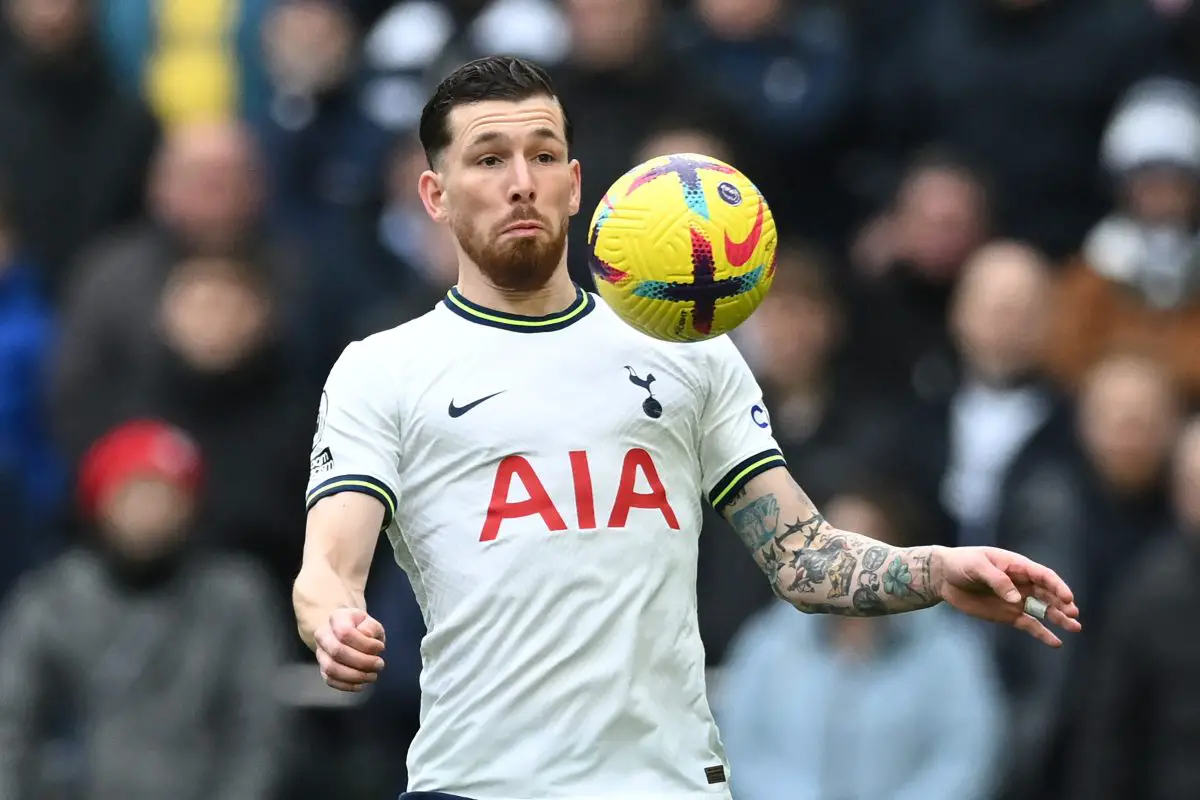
[508,160,536,204]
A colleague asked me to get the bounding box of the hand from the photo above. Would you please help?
[931,546,1082,647]
[315,607,386,692]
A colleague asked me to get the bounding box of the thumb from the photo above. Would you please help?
[972,557,1021,604]
[357,615,386,644]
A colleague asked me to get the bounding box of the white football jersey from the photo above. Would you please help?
[306,286,785,800]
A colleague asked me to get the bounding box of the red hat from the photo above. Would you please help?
[77,420,203,520]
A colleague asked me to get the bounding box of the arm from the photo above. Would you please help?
[293,492,383,651]
[700,335,1079,639]
[0,577,53,799]
[294,339,402,689]
[722,466,939,615]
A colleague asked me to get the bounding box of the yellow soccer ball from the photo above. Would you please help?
[587,152,777,342]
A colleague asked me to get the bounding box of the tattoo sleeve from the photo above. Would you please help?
[722,470,940,616]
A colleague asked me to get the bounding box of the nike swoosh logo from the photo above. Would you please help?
[724,198,765,267]
[448,391,505,418]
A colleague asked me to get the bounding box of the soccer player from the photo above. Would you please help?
[293,55,1081,800]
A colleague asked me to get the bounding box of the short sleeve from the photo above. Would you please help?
[305,341,402,527]
[698,336,786,512]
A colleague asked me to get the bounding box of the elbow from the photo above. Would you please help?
[768,583,820,615]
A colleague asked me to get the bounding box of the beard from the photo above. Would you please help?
[453,206,567,292]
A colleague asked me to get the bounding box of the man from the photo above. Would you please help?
[293,55,1081,800]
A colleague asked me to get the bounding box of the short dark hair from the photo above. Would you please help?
[418,55,572,168]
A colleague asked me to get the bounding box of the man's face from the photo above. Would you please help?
[6,0,87,55]
[420,97,580,292]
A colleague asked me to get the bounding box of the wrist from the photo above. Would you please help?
[927,545,947,602]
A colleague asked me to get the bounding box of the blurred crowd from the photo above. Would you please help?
[0,0,1198,798]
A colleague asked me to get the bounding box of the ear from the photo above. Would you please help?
[567,159,582,217]
[418,170,449,225]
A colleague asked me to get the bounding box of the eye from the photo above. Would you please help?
[478,155,502,167]
[535,153,557,164]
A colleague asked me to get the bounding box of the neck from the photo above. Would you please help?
[455,265,578,316]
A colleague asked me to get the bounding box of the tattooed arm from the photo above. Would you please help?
[722,467,942,616]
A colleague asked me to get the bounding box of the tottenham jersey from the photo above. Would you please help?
[306,285,785,800]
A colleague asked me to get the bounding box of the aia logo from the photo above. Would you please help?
[480,449,679,541]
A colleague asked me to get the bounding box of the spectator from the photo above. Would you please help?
[51,120,320,462]
[358,0,568,136]
[713,479,1003,800]
[339,135,459,340]
[885,241,1067,549]
[1065,414,1200,800]
[550,0,710,288]
[988,350,1181,800]
[861,0,1174,259]
[256,0,395,252]
[1045,78,1200,403]
[738,244,899,508]
[0,194,62,604]
[844,149,992,400]
[635,120,734,165]
[0,419,289,800]
[58,255,315,631]
[670,0,857,244]
[98,0,274,126]
[0,0,158,296]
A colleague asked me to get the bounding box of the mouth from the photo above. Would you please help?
[501,221,545,235]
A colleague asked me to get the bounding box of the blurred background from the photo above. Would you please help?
[0,0,1198,798]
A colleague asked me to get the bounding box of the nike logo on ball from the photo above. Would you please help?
[724,198,765,267]
[448,391,505,418]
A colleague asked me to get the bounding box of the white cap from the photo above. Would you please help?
[1102,78,1200,175]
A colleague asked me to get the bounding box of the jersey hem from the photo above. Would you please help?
[708,448,787,510]
[306,474,398,528]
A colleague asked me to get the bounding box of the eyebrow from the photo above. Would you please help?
[465,127,564,149]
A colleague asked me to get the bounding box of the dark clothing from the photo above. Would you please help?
[989,411,1173,800]
[668,2,859,246]
[51,224,318,462]
[0,548,289,800]
[550,53,710,289]
[862,0,1173,258]
[0,37,157,293]
[129,342,316,635]
[1066,533,1200,800]
[839,264,959,402]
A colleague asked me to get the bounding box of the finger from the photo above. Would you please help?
[1029,585,1083,632]
[331,619,386,657]
[972,559,1022,604]
[317,649,379,685]
[357,616,386,645]
[316,626,382,665]
[323,674,367,693]
[317,628,385,672]
[1007,559,1075,605]
[1012,611,1062,648]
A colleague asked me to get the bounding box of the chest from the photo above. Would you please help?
[403,342,699,466]
[392,339,705,543]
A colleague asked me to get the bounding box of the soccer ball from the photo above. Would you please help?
[587,152,777,342]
